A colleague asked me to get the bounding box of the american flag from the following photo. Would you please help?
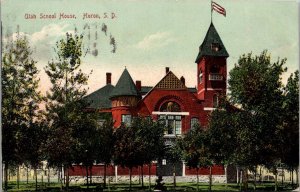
[212,1,226,17]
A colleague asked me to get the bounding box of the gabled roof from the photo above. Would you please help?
[195,22,229,63]
[84,84,115,109]
[155,71,186,90]
[109,68,140,99]
[141,71,188,100]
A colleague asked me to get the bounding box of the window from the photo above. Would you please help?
[159,115,182,136]
[122,114,132,126]
[160,101,181,112]
[199,70,203,84]
[211,43,220,52]
[213,94,218,108]
[190,117,199,129]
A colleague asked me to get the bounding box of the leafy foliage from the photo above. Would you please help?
[2,35,42,190]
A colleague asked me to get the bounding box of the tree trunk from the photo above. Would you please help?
[103,164,107,188]
[292,169,294,186]
[41,174,44,190]
[296,167,299,187]
[254,168,257,191]
[17,166,20,189]
[242,168,248,191]
[173,164,176,191]
[48,167,50,186]
[86,166,89,189]
[196,167,199,192]
[148,163,151,190]
[141,165,144,188]
[209,166,212,192]
[35,168,38,191]
[27,166,29,184]
[89,166,92,185]
[259,166,262,183]
[275,170,278,191]
[4,163,8,190]
[281,167,284,186]
[65,166,69,191]
[239,170,242,192]
[129,167,132,192]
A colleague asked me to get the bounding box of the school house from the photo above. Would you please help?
[71,22,230,182]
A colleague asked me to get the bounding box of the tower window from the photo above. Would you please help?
[199,70,203,84]
[211,43,220,52]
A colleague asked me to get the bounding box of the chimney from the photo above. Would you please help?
[180,76,185,86]
[136,80,141,91]
[106,72,111,85]
[165,67,169,74]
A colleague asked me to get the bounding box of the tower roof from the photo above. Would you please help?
[195,23,229,63]
[109,68,140,99]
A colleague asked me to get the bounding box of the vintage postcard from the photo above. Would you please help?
[1,0,299,191]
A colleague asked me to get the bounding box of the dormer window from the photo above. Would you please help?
[211,43,220,52]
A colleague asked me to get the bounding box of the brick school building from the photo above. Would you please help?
[71,23,229,182]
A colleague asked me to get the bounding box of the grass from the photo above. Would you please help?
[4,181,298,192]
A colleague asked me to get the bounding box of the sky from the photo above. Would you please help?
[1,0,299,95]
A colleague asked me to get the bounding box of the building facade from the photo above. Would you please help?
[83,22,229,179]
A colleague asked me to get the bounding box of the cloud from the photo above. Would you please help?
[136,32,176,50]
[30,23,70,44]
[29,23,72,61]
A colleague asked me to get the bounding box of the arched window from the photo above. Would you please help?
[213,94,219,108]
[160,101,181,112]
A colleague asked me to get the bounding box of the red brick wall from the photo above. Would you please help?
[68,164,156,176]
[185,165,225,175]
[69,165,115,176]
[117,164,156,175]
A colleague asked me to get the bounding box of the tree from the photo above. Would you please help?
[44,32,90,189]
[73,112,99,188]
[227,50,287,190]
[2,35,41,190]
[95,117,115,188]
[21,120,48,191]
[165,139,182,191]
[180,123,213,191]
[132,116,165,189]
[281,71,299,186]
[113,124,143,191]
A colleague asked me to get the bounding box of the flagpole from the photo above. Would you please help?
[211,0,213,23]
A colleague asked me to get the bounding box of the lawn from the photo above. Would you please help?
[4,181,298,192]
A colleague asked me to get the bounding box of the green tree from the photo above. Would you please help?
[180,123,213,191]
[281,71,299,184]
[227,50,287,190]
[2,35,41,190]
[165,140,182,191]
[73,112,99,188]
[21,119,48,191]
[130,116,165,188]
[44,32,90,189]
[113,124,143,191]
[96,118,115,188]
